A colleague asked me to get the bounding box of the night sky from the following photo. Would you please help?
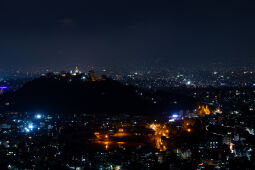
[0,0,255,70]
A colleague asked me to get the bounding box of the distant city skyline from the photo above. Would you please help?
[1,1,255,169]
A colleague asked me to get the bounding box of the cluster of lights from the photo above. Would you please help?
[23,113,43,133]
[169,114,179,122]
[24,123,34,133]
[149,123,170,151]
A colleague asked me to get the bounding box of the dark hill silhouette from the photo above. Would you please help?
[0,76,196,115]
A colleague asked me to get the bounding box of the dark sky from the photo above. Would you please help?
[0,0,255,70]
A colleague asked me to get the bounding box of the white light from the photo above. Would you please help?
[28,123,33,129]
[35,114,42,119]
[169,119,175,122]
[25,128,30,132]
[172,114,178,118]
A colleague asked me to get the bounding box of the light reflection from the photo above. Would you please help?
[94,131,127,150]
[94,124,172,151]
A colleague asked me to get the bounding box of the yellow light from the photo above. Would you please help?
[199,163,204,166]
[94,132,100,138]
[149,123,170,151]
[115,165,121,170]
[197,105,211,115]
[187,128,191,132]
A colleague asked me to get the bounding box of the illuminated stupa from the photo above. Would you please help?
[197,105,211,116]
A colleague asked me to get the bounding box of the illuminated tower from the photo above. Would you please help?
[75,65,80,74]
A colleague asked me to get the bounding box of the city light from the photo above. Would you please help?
[35,114,42,119]
[149,123,170,151]
[169,114,179,122]
[28,123,34,129]
[0,1,254,169]
[197,105,211,115]
[172,114,178,118]
[24,128,30,133]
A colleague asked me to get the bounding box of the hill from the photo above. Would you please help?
[0,75,196,115]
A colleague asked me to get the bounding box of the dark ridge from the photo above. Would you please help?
[0,75,196,115]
